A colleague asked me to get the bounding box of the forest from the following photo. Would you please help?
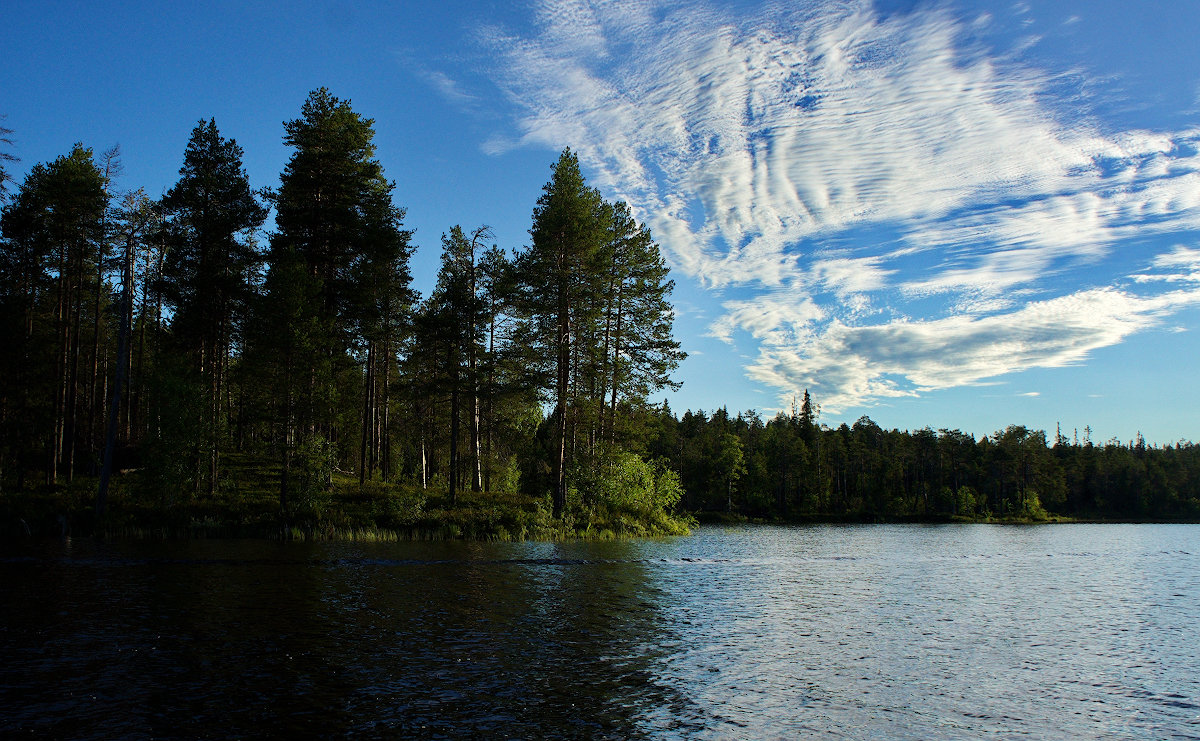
[653,394,1200,522]
[1,91,1198,538]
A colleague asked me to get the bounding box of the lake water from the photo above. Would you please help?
[2,524,1198,739]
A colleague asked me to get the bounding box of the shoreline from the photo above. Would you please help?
[7,491,1198,542]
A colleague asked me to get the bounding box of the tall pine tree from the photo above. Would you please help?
[0,146,109,484]
[597,200,684,444]
[253,88,411,507]
[514,149,608,516]
[158,119,268,496]
[419,226,492,502]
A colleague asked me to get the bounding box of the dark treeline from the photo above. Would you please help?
[0,90,688,534]
[645,391,1200,521]
[2,92,1197,535]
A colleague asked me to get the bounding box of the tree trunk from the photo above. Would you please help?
[607,284,625,444]
[483,312,495,493]
[87,243,104,475]
[66,245,87,482]
[420,423,428,490]
[98,232,135,519]
[381,332,392,481]
[449,347,460,506]
[359,340,374,487]
[553,305,569,518]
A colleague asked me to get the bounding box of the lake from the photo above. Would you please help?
[2,524,1198,738]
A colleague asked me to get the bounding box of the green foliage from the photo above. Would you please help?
[572,450,682,517]
[0,144,110,486]
[250,88,413,504]
[663,399,1200,523]
[159,118,267,347]
[9,101,1200,537]
[370,485,426,530]
[137,361,205,506]
[290,434,335,519]
[491,455,522,495]
[1014,491,1051,521]
[511,150,684,517]
[955,486,981,517]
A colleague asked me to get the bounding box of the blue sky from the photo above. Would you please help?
[4,0,1200,444]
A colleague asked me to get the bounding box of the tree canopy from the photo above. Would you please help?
[1,96,1196,538]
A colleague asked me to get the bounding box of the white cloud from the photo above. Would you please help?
[422,70,478,107]
[903,132,1200,295]
[475,0,1200,410]
[1131,245,1200,284]
[746,286,1200,412]
[533,0,609,57]
[1153,246,1200,269]
[812,256,893,297]
[709,287,825,345]
[485,0,1114,284]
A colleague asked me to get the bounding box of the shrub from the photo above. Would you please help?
[573,450,682,517]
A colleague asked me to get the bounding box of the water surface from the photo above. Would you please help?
[2,524,1198,738]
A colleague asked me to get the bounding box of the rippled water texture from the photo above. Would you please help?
[2,525,1198,738]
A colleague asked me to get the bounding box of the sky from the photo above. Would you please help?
[4,0,1200,445]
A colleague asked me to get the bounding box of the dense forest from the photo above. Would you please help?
[650,394,1200,522]
[1,93,1198,538]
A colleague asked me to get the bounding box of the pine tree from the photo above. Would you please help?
[97,189,157,516]
[158,119,268,496]
[0,146,109,484]
[419,226,491,502]
[254,89,411,506]
[0,162,56,486]
[0,116,15,203]
[245,246,325,511]
[351,192,413,485]
[514,149,607,516]
[597,201,684,444]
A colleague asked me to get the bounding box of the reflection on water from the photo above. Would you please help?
[2,525,1199,739]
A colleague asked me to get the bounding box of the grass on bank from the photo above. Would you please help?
[0,454,694,541]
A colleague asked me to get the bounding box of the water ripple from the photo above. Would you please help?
[2,524,1198,738]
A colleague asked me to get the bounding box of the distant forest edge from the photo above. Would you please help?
[1,93,1197,539]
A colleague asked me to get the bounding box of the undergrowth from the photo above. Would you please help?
[1,454,694,541]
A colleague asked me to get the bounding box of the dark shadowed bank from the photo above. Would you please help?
[1,456,694,541]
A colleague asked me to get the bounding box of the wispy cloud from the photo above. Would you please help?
[422,69,479,108]
[744,286,1200,412]
[470,0,1200,411]
[1132,245,1200,284]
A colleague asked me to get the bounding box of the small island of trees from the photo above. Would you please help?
[2,91,1198,539]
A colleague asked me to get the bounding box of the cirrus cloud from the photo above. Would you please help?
[468,0,1200,411]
